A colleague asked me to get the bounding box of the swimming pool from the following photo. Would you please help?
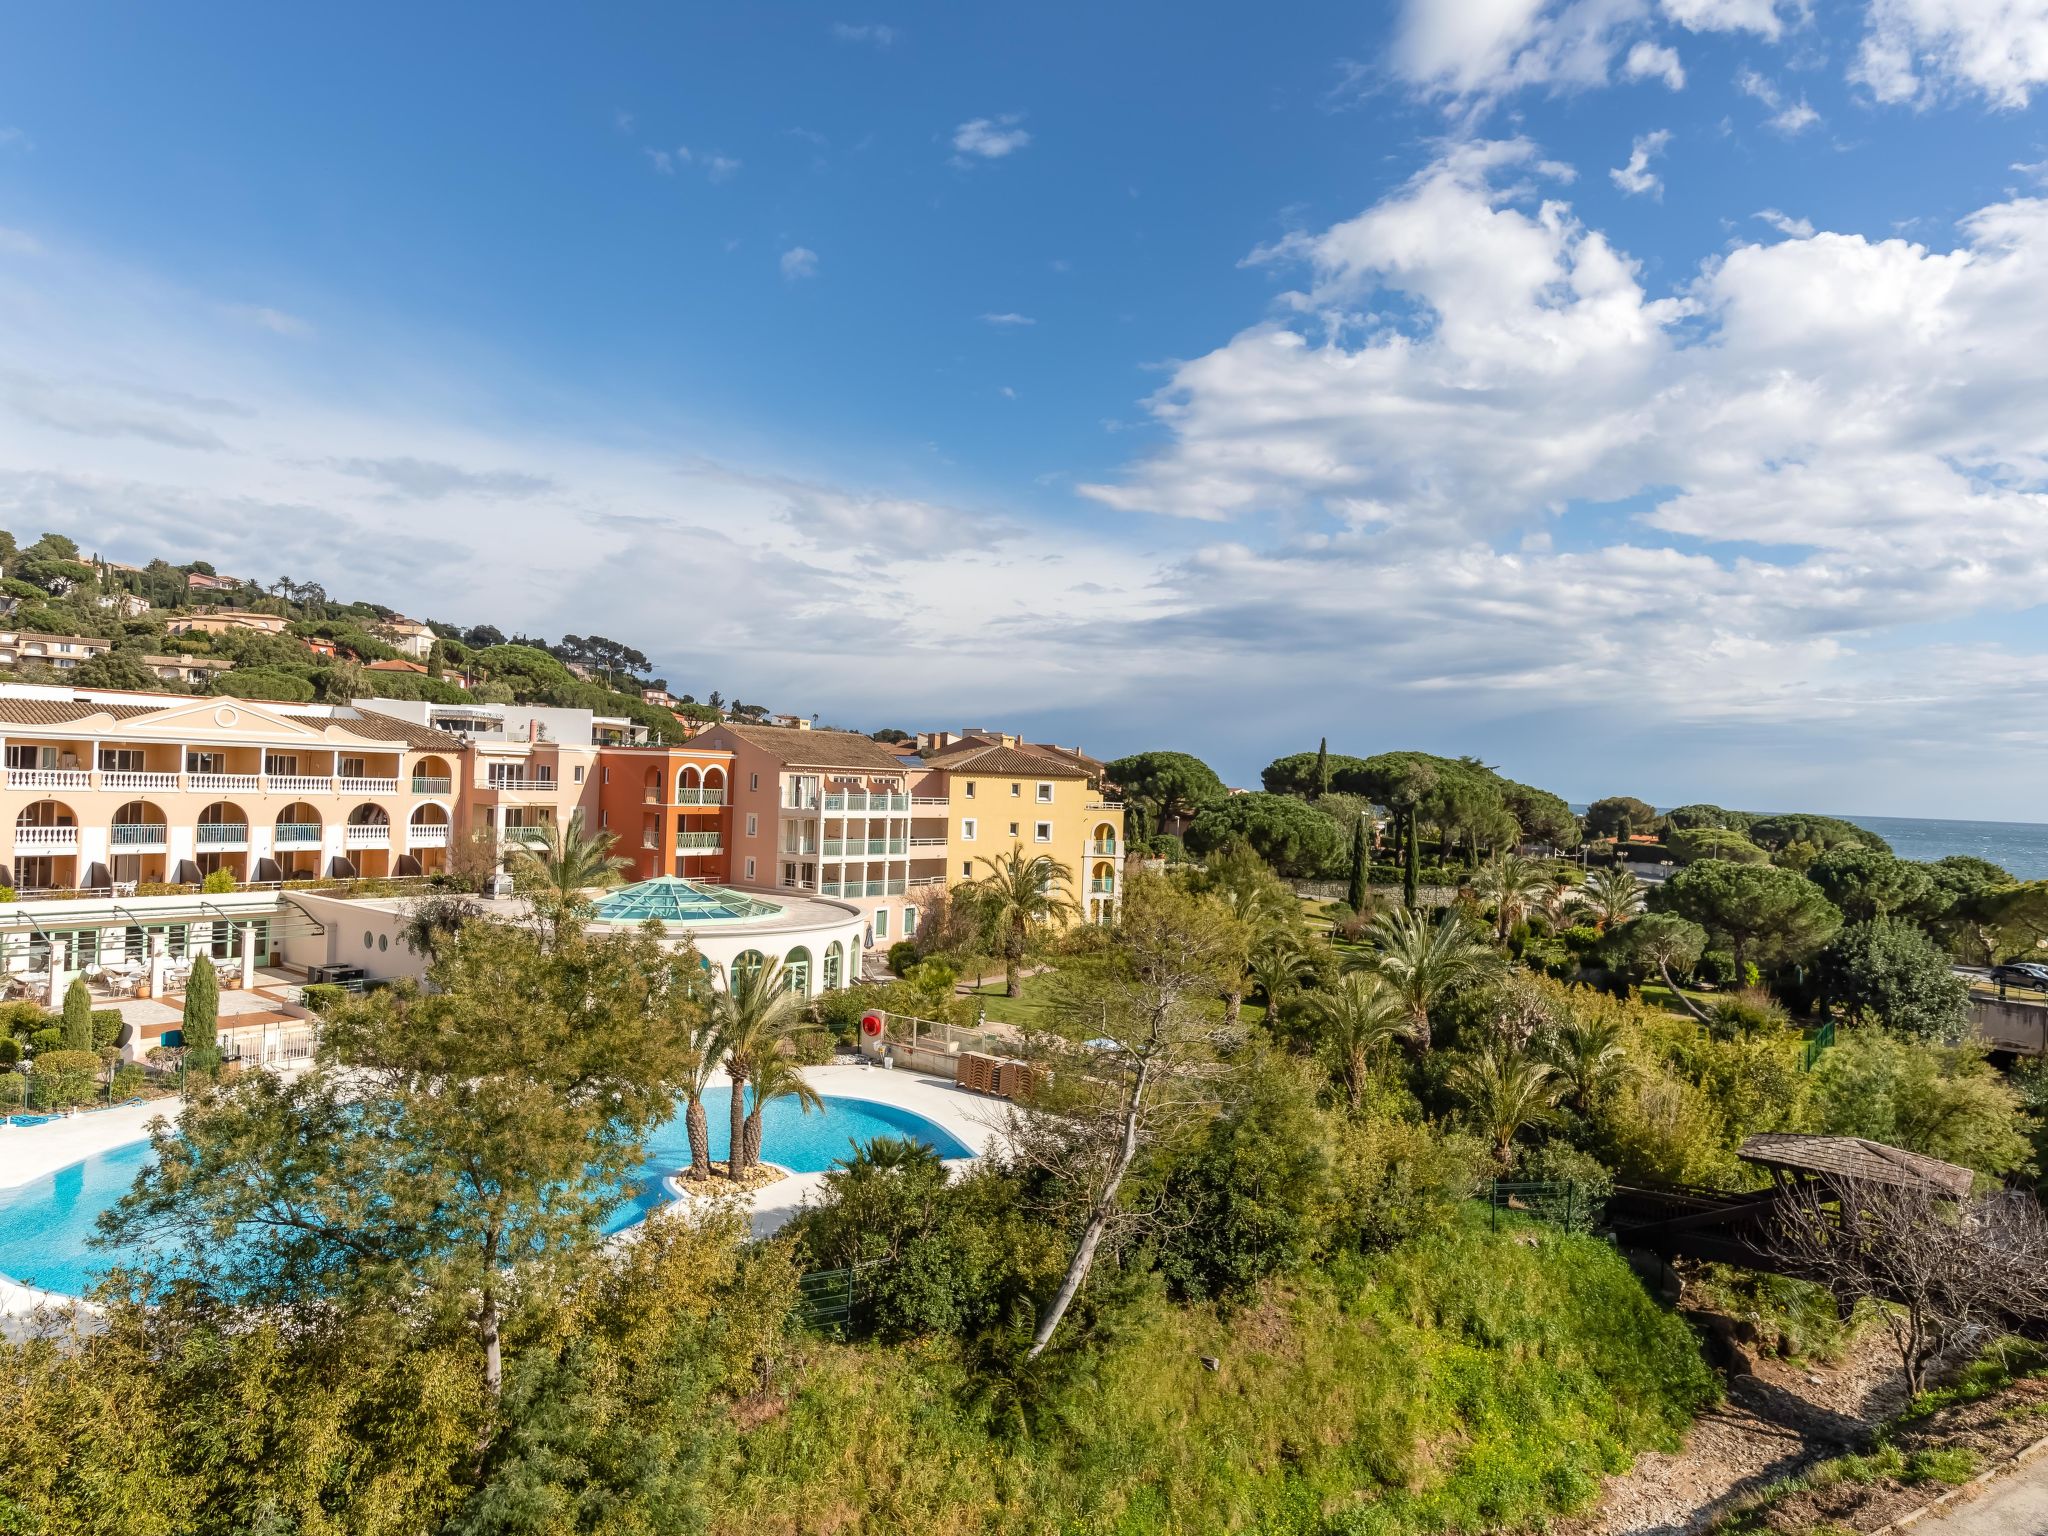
[0,1093,976,1298]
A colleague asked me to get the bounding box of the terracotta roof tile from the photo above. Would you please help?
[924,740,1092,778]
[712,724,913,773]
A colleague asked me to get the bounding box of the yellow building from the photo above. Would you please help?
[922,735,1123,922]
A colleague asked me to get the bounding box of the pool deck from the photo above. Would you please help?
[0,1061,1008,1332]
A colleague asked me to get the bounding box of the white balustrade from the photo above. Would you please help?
[344,824,392,847]
[267,776,332,794]
[338,777,400,795]
[407,823,451,845]
[13,825,78,849]
[101,772,178,791]
[189,773,262,792]
[6,769,89,790]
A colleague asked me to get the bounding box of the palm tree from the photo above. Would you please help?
[839,1134,943,1174]
[1361,907,1504,1052]
[1538,1012,1628,1115]
[676,1016,722,1180]
[740,1050,823,1170]
[1308,972,1408,1110]
[1450,1047,1564,1169]
[1204,845,1298,1024]
[1579,866,1645,930]
[708,954,801,1179]
[965,845,1079,997]
[507,808,630,926]
[1472,851,1554,940]
[1244,932,1312,1024]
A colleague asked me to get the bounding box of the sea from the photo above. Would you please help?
[1840,815,2048,883]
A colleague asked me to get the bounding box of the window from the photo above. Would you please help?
[750,772,759,791]
[573,765,585,783]
[99,749,145,772]
[964,781,976,799]
[745,856,756,879]
[5,745,54,770]
[874,909,889,940]
[599,810,609,828]
[746,813,758,837]
[1035,822,1052,842]
[824,941,843,991]
[785,947,812,997]
[903,906,918,936]
[783,862,796,886]
[1037,782,1054,803]
[266,754,298,775]
[1010,782,1021,797]
[961,817,977,841]
[186,752,225,774]
[1008,822,1019,837]
[962,861,973,878]
[340,757,369,779]
[602,767,610,784]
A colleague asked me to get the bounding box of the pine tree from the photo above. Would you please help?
[182,954,220,1073]
[1347,813,1370,914]
[1314,737,1330,800]
[1403,805,1420,912]
[62,976,93,1051]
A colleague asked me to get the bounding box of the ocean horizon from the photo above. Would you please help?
[1564,807,2048,881]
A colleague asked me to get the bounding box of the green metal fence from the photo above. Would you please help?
[1799,1020,1837,1071]
[1485,1178,1601,1233]
[795,1258,890,1334]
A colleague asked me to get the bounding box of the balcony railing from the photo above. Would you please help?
[338,777,400,795]
[102,772,178,792]
[824,791,908,813]
[910,795,949,807]
[487,776,557,793]
[676,832,721,850]
[5,769,89,790]
[910,836,948,848]
[823,838,908,858]
[782,840,819,857]
[197,823,249,845]
[408,824,450,845]
[908,874,946,887]
[675,788,725,805]
[410,777,453,794]
[505,823,555,843]
[267,775,331,794]
[13,825,78,849]
[274,823,322,845]
[345,824,392,846]
[782,794,820,812]
[189,773,262,792]
[1091,840,1117,855]
[111,823,169,846]
[1089,878,1115,894]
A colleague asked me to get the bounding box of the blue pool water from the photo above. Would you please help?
[0,1093,975,1298]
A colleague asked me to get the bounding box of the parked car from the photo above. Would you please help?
[1990,962,2048,990]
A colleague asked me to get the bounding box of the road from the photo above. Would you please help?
[1910,1458,2048,1536]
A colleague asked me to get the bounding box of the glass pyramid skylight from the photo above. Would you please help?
[591,877,783,924]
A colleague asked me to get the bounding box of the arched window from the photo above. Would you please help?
[823,940,843,991]
[784,946,812,998]
[730,949,766,989]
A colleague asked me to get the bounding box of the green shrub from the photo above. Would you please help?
[300,983,347,1017]
[1514,1141,1616,1230]
[111,1064,148,1100]
[29,1027,62,1054]
[91,1010,123,1050]
[0,884,16,904]
[201,869,237,894]
[0,1072,22,1108]
[0,1037,17,1066]
[787,1029,837,1066]
[886,940,919,976]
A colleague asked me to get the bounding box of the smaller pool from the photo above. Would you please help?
[591,877,783,924]
[0,1093,975,1298]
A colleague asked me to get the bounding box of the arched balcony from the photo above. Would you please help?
[410,755,454,795]
[345,804,392,848]
[197,801,250,848]
[273,802,323,880]
[1092,822,1118,856]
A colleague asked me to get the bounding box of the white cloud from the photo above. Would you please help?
[1624,39,1689,86]
[831,21,898,45]
[780,246,819,280]
[1610,128,1672,194]
[703,153,742,183]
[223,304,313,339]
[645,147,676,175]
[1391,0,1651,101]
[645,145,740,182]
[950,115,1031,162]
[1078,139,2048,764]
[980,312,1037,326]
[1660,0,1793,37]
[0,226,41,256]
[1755,206,1817,235]
[1735,65,1822,130]
[1854,0,2048,107]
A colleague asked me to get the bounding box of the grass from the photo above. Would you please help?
[965,954,1233,1032]
[704,1211,1717,1535]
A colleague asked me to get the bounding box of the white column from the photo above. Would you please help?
[238,922,257,989]
[146,933,167,1000]
[47,939,69,1013]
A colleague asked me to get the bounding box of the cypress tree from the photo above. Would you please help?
[1314,737,1330,800]
[427,639,446,680]
[62,976,93,1051]
[1346,813,1370,914]
[183,954,220,1073]
[1403,805,1420,911]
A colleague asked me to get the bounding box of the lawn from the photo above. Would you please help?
[963,954,1234,1031]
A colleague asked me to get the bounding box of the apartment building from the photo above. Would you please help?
[375,617,437,660]
[353,699,626,852]
[693,723,939,947]
[164,610,290,639]
[0,633,114,671]
[921,733,1124,923]
[142,655,235,687]
[0,686,466,893]
[592,741,736,882]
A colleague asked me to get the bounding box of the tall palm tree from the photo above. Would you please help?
[740,1050,824,1169]
[1308,972,1408,1110]
[507,808,630,925]
[965,845,1079,997]
[676,1015,723,1180]
[1472,851,1554,940]
[1361,907,1504,1052]
[1538,1012,1628,1115]
[1450,1047,1564,1169]
[1579,866,1645,930]
[1204,846,1298,1025]
[708,954,801,1179]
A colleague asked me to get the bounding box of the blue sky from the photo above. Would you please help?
[3,1,2048,816]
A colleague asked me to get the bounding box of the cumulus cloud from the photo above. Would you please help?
[1661,0,1793,37]
[1854,0,2048,107]
[950,115,1030,162]
[1610,128,1673,194]
[1078,137,2048,759]
[1624,40,1689,86]
[780,246,819,280]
